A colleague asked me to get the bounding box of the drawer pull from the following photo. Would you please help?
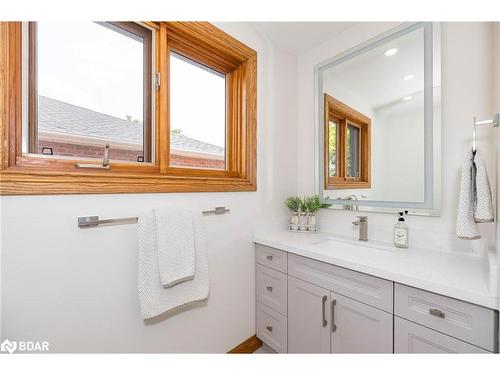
[429,308,445,319]
[321,295,327,327]
[266,286,273,292]
[266,325,273,332]
[266,255,273,261]
[331,299,337,332]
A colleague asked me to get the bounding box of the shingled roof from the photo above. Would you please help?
[38,95,224,157]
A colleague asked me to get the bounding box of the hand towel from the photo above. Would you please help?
[138,211,209,320]
[456,148,494,239]
[154,207,195,288]
[473,150,494,223]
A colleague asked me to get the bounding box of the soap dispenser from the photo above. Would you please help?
[394,211,409,249]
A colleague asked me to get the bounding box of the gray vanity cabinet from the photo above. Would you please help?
[256,244,395,353]
[287,276,331,353]
[287,276,393,353]
[255,244,498,354]
[394,317,489,353]
[331,293,393,353]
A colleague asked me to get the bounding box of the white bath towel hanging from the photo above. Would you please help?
[154,207,195,288]
[456,148,494,239]
[473,150,494,223]
[138,211,209,320]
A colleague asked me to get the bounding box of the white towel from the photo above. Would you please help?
[154,207,195,287]
[456,148,494,239]
[473,150,494,223]
[138,211,209,320]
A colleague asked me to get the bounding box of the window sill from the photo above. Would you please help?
[0,166,256,195]
[326,179,371,190]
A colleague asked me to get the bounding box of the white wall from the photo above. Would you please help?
[370,98,425,202]
[0,23,299,353]
[298,22,496,250]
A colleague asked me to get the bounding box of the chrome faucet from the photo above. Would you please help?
[342,194,358,211]
[352,216,368,241]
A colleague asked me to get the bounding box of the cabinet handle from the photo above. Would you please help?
[429,308,445,319]
[321,295,327,327]
[266,286,273,292]
[266,325,273,332]
[331,299,337,332]
[266,255,273,261]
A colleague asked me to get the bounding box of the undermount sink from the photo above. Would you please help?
[311,236,397,253]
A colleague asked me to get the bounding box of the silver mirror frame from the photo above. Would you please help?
[315,22,441,216]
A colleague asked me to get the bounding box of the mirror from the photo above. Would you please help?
[316,22,441,215]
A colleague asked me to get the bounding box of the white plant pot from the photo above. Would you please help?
[289,212,299,230]
[307,213,317,232]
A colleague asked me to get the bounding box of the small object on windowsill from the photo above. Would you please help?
[75,143,111,170]
[137,155,144,162]
[41,147,53,155]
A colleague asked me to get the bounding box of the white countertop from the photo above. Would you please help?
[253,230,499,310]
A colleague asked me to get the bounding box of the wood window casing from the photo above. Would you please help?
[0,22,257,195]
[324,93,371,190]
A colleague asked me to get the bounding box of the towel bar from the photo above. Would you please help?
[472,113,499,152]
[77,207,230,228]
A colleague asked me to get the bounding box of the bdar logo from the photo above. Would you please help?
[1,339,17,354]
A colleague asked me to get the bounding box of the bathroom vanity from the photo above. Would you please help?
[254,231,499,354]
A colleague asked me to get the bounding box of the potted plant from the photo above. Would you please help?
[304,195,332,231]
[285,195,332,232]
[285,196,302,230]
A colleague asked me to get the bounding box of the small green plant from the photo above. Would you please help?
[285,194,331,213]
[285,196,302,213]
[315,194,333,209]
[303,196,320,213]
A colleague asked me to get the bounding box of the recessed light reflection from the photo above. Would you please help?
[403,96,412,101]
[384,48,398,56]
[403,74,414,81]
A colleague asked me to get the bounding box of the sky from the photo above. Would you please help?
[37,21,226,149]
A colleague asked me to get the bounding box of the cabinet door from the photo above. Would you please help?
[288,276,331,353]
[394,317,489,353]
[331,293,393,353]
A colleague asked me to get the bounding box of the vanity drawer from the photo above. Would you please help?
[395,283,497,352]
[256,264,287,315]
[287,253,393,313]
[256,301,287,353]
[394,317,489,353]
[255,244,287,273]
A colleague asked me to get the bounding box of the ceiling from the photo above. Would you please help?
[322,26,425,111]
[252,22,357,55]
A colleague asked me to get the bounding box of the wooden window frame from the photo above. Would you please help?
[0,22,257,195]
[324,93,371,190]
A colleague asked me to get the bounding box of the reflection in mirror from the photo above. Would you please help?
[317,23,441,214]
[324,94,371,190]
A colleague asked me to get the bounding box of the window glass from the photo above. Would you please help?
[346,123,360,178]
[328,120,338,177]
[169,52,226,170]
[34,22,151,162]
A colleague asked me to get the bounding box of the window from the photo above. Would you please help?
[169,52,226,170]
[324,94,371,189]
[0,22,257,195]
[30,22,153,163]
